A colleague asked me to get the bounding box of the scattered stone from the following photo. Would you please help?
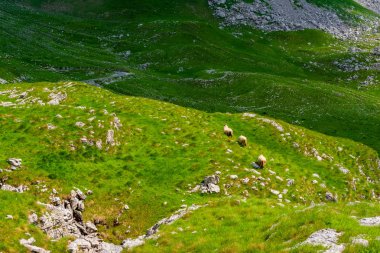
[270,189,280,195]
[241,178,250,184]
[75,122,85,128]
[257,118,284,132]
[106,130,115,146]
[229,175,238,180]
[338,166,350,174]
[326,192,338,202]
[28,213,38,224]
[287,179,295,186]
[113,117,122,130]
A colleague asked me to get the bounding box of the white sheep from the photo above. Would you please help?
[238,135,247,146]
[257,155,267,168]
[223,125,233,137]
[253,155,267,169]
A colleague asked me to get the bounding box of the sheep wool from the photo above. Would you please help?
[224,125,233,137]
[238,135,247,146]
[256,155,267,168]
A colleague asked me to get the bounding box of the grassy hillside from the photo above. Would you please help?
[0,82,379,252]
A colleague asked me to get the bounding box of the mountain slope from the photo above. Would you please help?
[0,1,380,154]
[0,82,379,252]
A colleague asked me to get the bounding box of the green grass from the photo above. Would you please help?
[0,0,379,154]
[0,1,380,252]
[0,82,379,252]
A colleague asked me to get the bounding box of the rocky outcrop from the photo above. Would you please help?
[35,189,123,253]
[209,0,379,38]
[355,0,380,14]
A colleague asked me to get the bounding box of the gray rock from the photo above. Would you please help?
[351,236,369,247]
[197,174,221,194]
[85,222,98,233]
[298,228,345,253]
[100,242,123,253]
[48,92,67,105]
[29,213,38,224]
[106,130,115,146]
[122,237,145,249]
[359,216,380,226]
[326,192,338,202]
[209,0,380,39]
[287,179,295,186]
[20,237,50,253]
[7,158,22,169]
[1,184,28,193]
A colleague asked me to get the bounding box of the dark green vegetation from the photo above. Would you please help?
[0,82,379,252]
[0,0,379,153]
[0,0,379,252]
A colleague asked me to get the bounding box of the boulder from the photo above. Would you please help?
[7,158,22,169]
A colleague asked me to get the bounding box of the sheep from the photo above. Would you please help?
[252,155,267,169]
[238,135,247,146]
[224,125,233,137]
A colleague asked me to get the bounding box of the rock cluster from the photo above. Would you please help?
[34,189,123,253]
[191,174,220,194]
[0,176,28,193]
[48,92,67,105]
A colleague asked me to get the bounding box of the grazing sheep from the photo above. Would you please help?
[252,155,267,169]
[224,125,233,137]
[238,135,247,146]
